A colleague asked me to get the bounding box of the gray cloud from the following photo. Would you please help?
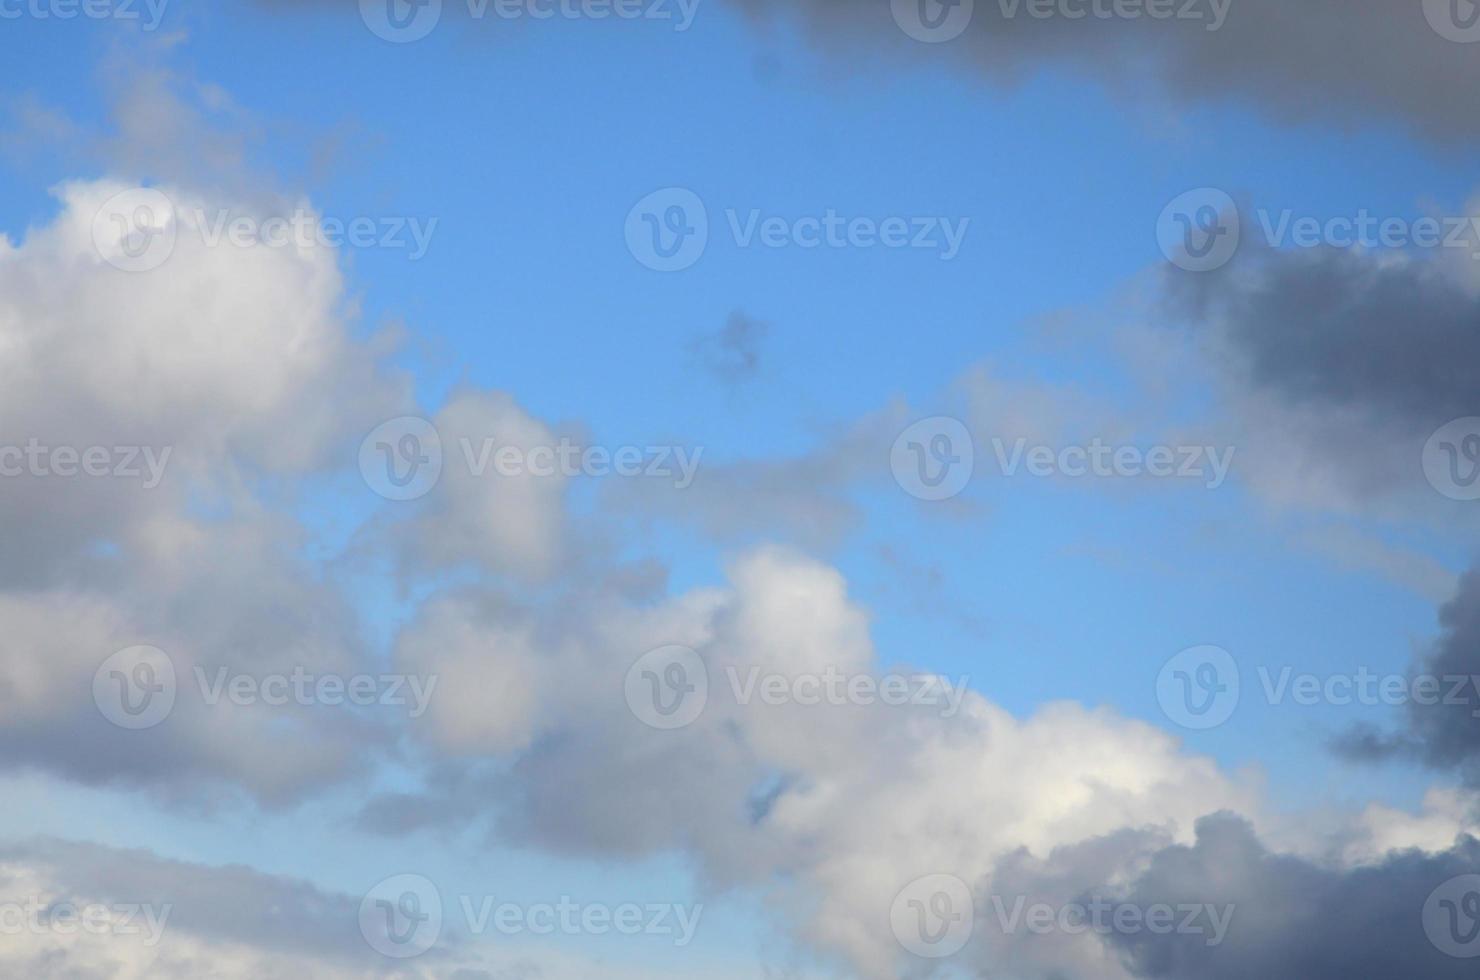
[1335,566,1480,786]
[730,0,1480,145]
[691,311,767,386]
[1104,813,1480,979]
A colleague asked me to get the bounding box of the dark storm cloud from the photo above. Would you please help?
[1106,813,1480,979]
[1166,245,1480,434]
[279,1,1480,144]
[730,0,1480,145]
[983,813,1480,979]
[1335,567,1480,786]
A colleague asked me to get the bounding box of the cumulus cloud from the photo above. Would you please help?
[372,545,1272,976]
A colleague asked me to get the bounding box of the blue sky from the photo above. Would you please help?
[5,2,1480,978]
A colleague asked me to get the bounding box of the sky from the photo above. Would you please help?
[5,0,1480,977]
